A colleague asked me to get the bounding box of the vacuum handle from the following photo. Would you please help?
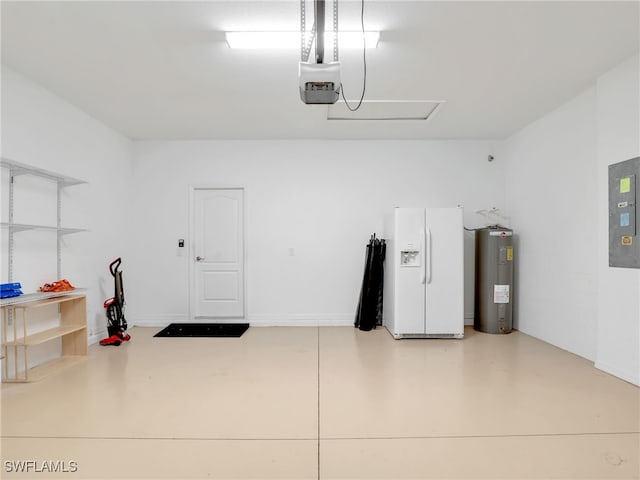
[110,257,122,277]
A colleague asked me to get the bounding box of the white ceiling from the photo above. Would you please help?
[2,1,638,140]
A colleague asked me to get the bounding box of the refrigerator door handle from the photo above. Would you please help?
[426,228,432,284]
[420,228,427,285]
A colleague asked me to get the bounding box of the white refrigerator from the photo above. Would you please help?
[383,207,464,339]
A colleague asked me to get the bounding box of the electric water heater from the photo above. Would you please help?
[474,227,514,334]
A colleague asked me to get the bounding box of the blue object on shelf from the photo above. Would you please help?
[0,289,23,299]
[0,282,22,291]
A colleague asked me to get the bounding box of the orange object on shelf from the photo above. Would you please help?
[39,279,76,293]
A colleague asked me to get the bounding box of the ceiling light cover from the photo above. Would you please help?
[225,31,379,49]
[327,101,445,121]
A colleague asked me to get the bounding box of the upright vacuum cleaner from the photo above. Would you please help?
[100,257,131,346]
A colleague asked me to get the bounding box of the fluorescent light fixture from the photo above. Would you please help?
[225,31,379,49]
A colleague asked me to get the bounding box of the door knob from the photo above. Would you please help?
[196,256,205,261]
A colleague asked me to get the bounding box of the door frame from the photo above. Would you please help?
[188,185,247,321]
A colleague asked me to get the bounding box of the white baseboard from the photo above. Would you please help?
[595,360,640,386]
[128,313,472,328]
[129,314,190,328]
[248,314,353,327]
[128,313,354,328]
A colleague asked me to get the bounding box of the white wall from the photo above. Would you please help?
[595,54,640,386]
[502,53,640,386]
[501,87,598,361]
[1,66,133,350]
[129,140,505,327]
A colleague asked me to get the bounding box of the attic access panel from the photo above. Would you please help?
[609,157,640,268]
[327,100,444,121]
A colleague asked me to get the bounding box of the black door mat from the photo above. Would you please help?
[154,323,249,338]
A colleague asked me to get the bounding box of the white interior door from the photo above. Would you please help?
[192,188,244,319]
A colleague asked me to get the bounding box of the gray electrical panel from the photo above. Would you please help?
[609,157,640,268]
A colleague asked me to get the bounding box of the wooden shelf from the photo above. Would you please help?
[0,290,87,308]
[3,324,86,346]
[2,356,85,383]
[1,294,87,382]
